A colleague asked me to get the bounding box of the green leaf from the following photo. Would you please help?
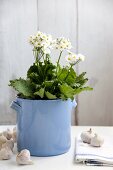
[45,91,57,99]
[75,72,86,83]
[43,60,56,80]
[28,72,40,84]
[43,81,54,87]
[27,63,38,78]
[9,78,34,97]
[34,88,45,98]
[27,60,56,84]
[78,78,88,86]
[74,86,93,95]
[57,64,62,76]
[59,84,74,100]
[27,63,43,84]
[65,67,76,85]
[57,67,68,80]
[57,67,77,86]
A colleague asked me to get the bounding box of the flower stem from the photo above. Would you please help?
[74,59,81,65]
[56,51,63,74]
[64,64,73,81]
[34,50,39,63]
[40,50,45,61]
[57,51,63,66]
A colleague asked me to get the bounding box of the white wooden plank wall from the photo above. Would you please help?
[78,0,113,125]
[0,0,113,125]
[0,0,37,124]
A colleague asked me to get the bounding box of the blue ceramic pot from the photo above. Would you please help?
[11,98,77,157]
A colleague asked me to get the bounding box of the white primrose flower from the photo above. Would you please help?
[29,31,53,51]
[36,31,43,38]
[65,51,85,65]
[34,42,41,48]
[53,37,72,50]
[42,34,52,43]
[77,54,85,61]
[65,52,77,64]
[28,35,36,45]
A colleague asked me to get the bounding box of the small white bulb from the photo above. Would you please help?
[0,135,7,149]
[90,133,104,147]
[2,139,14,151]
[16,149,33,165]
[0,147,13,160]
[3,128,12,140]
[81,128,94,144]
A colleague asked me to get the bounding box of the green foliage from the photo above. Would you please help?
[9,78,35,98]
[74,86,93,95]
[57,66,76,85]
[59,84,75,100]
[9,56,93,100]
[27,60,56,84]
[34,88,45,98]
[45,91,57,99]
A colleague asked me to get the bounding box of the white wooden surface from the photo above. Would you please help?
[0,125,113,170]
[78,0,113,125]
[0,0,113,125]
[0,0,37,124]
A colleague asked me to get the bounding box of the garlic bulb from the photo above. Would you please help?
[2,139,14,151]
[16,149,33,165]
[3,129,12,140]
[90,133,104,147]
[0,135,7,149]
[12,127,17,143]
[0,146,13,160]
[81,128,94,144]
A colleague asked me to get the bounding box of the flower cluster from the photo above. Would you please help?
[29,31,52,54]
[65,51,85,65]
[53,37,72,50]
[29,31,85,65]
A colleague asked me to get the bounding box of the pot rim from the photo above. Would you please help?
[16,96,74,102]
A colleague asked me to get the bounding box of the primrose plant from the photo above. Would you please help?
[9,31,92,100]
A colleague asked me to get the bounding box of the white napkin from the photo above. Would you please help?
[75,134,113,166]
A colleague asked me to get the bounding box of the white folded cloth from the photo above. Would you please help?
[75,134,113,166]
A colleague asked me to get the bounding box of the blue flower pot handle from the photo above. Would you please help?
[10,101,21,113]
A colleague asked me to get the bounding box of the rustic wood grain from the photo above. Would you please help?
[78,0,113,125]
[0,0,37,124]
